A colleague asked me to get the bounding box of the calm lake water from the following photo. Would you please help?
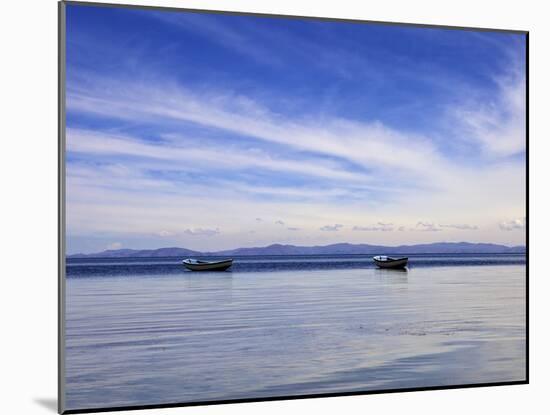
[64,254,526,411]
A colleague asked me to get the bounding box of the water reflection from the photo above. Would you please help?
[181,272,234,303]
[65,265,526,410]
[373,267,408,284]
[374,267,408,273]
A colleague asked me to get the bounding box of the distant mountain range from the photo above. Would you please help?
[68,242,526,258]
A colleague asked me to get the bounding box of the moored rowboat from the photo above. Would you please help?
[182,258,233,271]
[373,256,408,269]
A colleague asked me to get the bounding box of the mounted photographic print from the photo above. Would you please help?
[59,1,528,413]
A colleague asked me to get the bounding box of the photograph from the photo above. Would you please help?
[61,2,527,412]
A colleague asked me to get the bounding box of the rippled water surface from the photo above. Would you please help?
[65,255,526,411]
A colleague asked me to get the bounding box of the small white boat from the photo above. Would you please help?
[373,255,408,269]
[182,258,233,271]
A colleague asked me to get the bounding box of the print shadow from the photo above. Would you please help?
[34,398,57,412]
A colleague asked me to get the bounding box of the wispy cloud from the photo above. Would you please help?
[414,222,443,232]
[67,128,373,187]
[275,220,285,225]
[147,11,283,67]
[439,223,479,230]
[499,217,526,231]
[320,224,343,232]
[183,228,220,236]
[413,222,479,232]
[155,230,176,237]
[451,72,526,158]
[353,222,394,232]
[66,77,448,187]
[67,68,525,196]
[287,227,300,231]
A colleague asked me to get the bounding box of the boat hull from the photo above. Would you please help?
[373,257,408,269]
[182,259,233,271]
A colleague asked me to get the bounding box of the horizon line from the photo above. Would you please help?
[68,240,527,256]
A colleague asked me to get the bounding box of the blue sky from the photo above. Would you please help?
[65,4,526,254]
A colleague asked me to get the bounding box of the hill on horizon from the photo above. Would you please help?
[68,242,526,258]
